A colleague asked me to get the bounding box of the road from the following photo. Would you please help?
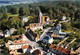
[39,24,59,41]
[39,27,52,40]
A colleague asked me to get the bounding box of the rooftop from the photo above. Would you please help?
[28,29,37,38]
[14,40,27,45]
[50,44,70,54]
[51,35,57,37]
[22,45,32,50]
[29,23,42,27]
[33,49,41,55]
[25,26,30,29]
[76,47,80,53]
[59,32,66,34]
[12,35,21,38]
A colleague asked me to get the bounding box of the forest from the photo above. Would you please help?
[0,1,80,36]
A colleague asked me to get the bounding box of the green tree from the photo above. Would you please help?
[5,37,14,42]
[0,39,5,44]
[71,19,80,29]
[16,28,25,35]
[10,7,18,14]
[19,7,26,16]
[49,8,53,19]
[62,22,71,30]
[2,13,9,19]
[74,9,80,20]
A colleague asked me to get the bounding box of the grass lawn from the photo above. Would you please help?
[9,14,19,17]
[53,19,58,22]
[7,13,19,17]
[64,30,74,33]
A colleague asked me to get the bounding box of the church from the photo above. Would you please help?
[29,11,50,31]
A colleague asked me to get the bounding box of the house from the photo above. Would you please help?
[13,40,27,45]
[76,47,80,54]
[9,28,17,34]
[38,11,50,25]
[5,39,28,48]
[51,32,66,39]
[25,26,30,31]
[25,29,39,42]
[6,39,29,55]
[0,32,3,36]
[29,23,43,31]
[52,23,66,38]
[31,49,45,55]
[12,35,21,40]
[22,16,29,23]
[59,32,66,36]
[22,44,32,53]
[10,49,23,55]
[49,44,70,55]
[42,36,53,44]
[4,30,11,37]
[58,32,66,38]
[51,35,57,37]
[9,45,22,50]
[56,24,61,33]
[53,24,61,35]
[5,34,40,55]
[42,16,50,25]
[70,50,77,55]
[61,16,67,21]
[4,28,17,38]
[5,33,45,55]
[71,47,80,55]
[32,49,41,55]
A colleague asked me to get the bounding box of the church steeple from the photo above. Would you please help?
[38,11,43,24]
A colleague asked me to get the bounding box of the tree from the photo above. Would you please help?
[15,28,25,35]
[62,22,71,30]
[19,7,26,16]
[0,13,3,19]
[5,37,14,42]
[49,8,53,19]
[74,9,80,20]
[10,7,18,14]
[0,39,5,44]
[71,19,80,29]
[2,13,9,19]
[0,16,23,31]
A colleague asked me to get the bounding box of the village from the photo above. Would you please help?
[0,11,80,55]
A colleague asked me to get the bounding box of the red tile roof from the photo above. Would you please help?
[50,44,70,54]
[62,49,70,54]
[25,26,30,29]
[36,35,39,40]
[12,35,21,38]
[50,44,56,49]
[14,40,27,45]
[29,23,42,27]
[51,35,57,37]
[33,49,41,55]
[10,50,14,52]
[23,45,32,50]
[56,46,64,52]
[28,29,37,37]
